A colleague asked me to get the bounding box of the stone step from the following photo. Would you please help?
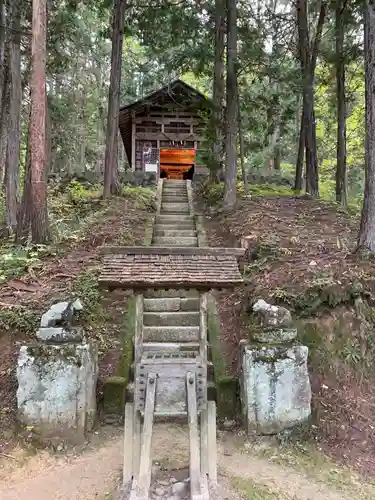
[160,204,190,213]
[152,236,198,246]
[160,201,190,207]
[163,181,187,186]
[140,341,213,360]
[126,380,216,404]
[155,218,194,227]
[162,195,187,200]
[154,225,196,234]
[144,289,200,299]
[161,201,189,206]
[143,341,200,352]
[162,188,187,192]
[143,311,200,327]
[128,360,214,382]
[143,297,200,312]
[154,229,197,237]
[162,195,188,200]
[143,326,200,342]
[162,196,189,202]
[156,214,194,222]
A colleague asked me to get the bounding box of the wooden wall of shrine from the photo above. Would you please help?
[132,107,205,173]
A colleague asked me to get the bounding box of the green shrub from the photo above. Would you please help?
[0,245,54,283]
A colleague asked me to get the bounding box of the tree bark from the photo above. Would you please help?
[103,0,125,198]
[223,0,237,210]
[211,0,225,181]
[358,2,375,250]
[5,0,21,233]
[237,90,248,193]
[296,0,327,197]
[274,139,281,171]
[30,0,49,243]
[45,90,52,176]
[0,3,10,187]
[335,0,347,206]
[15,103,32,243]
[294,106,304,191]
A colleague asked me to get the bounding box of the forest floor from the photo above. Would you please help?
[199,183,375,478]
[0,184,156,455]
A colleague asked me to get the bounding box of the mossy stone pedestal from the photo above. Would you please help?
[16,340,98,444]
[240,327,311,435]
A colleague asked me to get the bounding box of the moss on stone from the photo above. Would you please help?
[26,344,81,364]
[117,296,136,381]
[143,216,155,246]
[103,375,126,414]
[194,215,208,247]
[216,375,239,419]
[207,294,238,420]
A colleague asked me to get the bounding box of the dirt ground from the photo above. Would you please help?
[0,424,373,500]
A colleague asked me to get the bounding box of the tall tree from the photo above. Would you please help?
[358,1,375,251]
[223,0,238,210]
[103,0,125,198]
[0,1,10,185]
[294,104,304,191]
[211,0,225,180]
[15,103,31,243]
[29,0,49,243]
[5,0,22,233]
[237,89,248,193]
[296,0,327,196]
[335,0,347,206]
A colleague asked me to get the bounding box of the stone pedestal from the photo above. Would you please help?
[17,341,98,443]
[241,344,311,434]
[241,300,311,435]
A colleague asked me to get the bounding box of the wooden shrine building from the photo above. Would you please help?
[118,79,211,179]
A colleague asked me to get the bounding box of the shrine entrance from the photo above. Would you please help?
[159,148,195,180]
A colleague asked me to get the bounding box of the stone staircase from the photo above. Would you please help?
[152,180,198,247]
[99,179,245,498]
[127,180,215,410]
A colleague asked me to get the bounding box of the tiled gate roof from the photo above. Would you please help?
[99,246,244,290]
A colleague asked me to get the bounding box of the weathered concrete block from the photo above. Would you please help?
[36,327,83,343]
[16,341,98,443]
[241,345,311,435]
[40,299,83,328]
[252,327,297,343]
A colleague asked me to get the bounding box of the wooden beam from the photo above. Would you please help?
[123,403,134,485]
[99,246,245,257]
[136,372,157,499]
[187,372,202,499]
[99,280,243,291]
[131,120,136,170]
[207,401,217,484]
[134,132,203,141]
[134,294,143,363]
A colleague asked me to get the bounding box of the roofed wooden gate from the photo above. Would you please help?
[98,179,244,499]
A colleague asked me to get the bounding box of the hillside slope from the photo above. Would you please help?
[199,183,375,476]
